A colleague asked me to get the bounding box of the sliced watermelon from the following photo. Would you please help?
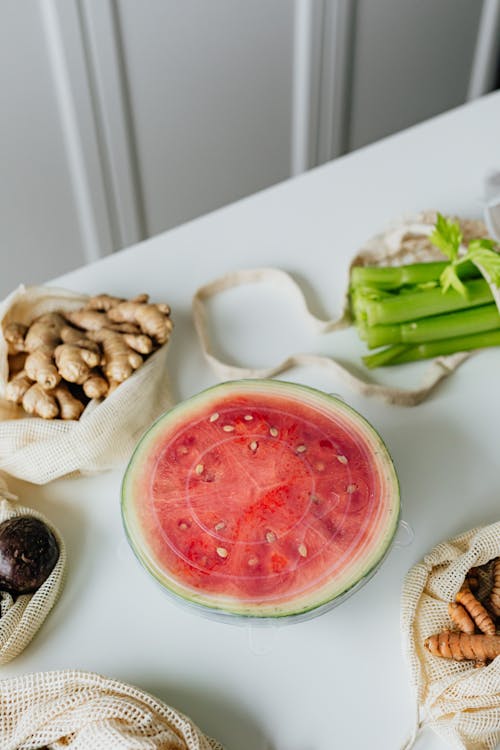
[122,380,400,619]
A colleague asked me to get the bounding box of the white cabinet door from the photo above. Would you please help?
[114,0,295,237]
[348,0,484,150]
[0,2,88,296]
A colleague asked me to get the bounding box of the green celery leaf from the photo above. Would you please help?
[440,264,467,296]
[467,243,500,287]
[429,213,462,261]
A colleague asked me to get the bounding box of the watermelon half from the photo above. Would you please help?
[122,380,400,620]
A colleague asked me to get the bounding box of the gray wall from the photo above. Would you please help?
[0,0,485,296]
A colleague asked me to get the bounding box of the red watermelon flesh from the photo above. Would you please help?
[122,380,400,618]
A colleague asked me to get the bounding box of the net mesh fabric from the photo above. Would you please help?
[192,212,490,407]
[0,285,172,484]
[0,477,66,665]
[0,670,223,750]
[401,522,500,749]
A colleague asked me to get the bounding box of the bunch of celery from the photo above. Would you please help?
[350,214,500,369]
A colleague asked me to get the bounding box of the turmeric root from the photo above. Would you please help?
[24,349,61,390]
[5,371,33,404]
[425,631,500,662]
[52,384,85,420]
[54,344,101,384]
[88,329,143,383]
[456,582,496,635]
[489,558,500,618]
[4,322,27,354]
[448,602,475,634]
[22,384,59,419]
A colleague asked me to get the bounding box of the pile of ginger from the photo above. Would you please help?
[3,293,172,420]
[425,557,500,667]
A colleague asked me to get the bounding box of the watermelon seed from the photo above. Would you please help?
[178,446,189,455]
[214,521,226,531]
[248,556,259,567]
[296,445,307,453]
[209,412,220,422]
[266,531,276,543]
[347,484,357,493]
[179,522,189,530]
[195,463,204,475]
[336,455,348,464]
[298,543,308,557]
[249,441,258,452]
[311,495,320,504]
[222,425,235,432]
[243,414,253,421]
[269,427,279,437]
[315,462,325,472]
[216,547,228,558]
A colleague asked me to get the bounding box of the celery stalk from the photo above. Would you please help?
[350,260,479,290]
[362,303,500,349]
[363,279,493,326]
[391,329,500,364]
[363,329,500,368]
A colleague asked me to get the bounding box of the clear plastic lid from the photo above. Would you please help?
[122,380,400,622]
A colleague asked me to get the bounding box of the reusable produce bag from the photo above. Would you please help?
[0,476,66,664]
[0,285,172,483]
[193,212,494,406]
[0,669,223,750]
[401,522,500,750]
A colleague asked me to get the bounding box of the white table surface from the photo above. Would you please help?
[3,92,500,750]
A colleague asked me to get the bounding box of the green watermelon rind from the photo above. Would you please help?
[121,379,400,620]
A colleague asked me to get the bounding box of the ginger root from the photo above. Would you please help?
[5,371,33,404]
[82,371,109,399]
[54,344,100,384]
[53,384,85,420]
[22,384,59,420]
[89,329,143,383]
[106,297,172,344]
[24,349,61,391]
[3,290,172,420]
[24,313,66,352]
[425,631,500,662]
[4,323,27,354]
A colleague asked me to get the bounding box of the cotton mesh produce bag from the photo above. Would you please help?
[0,669,223,750]
[193,212,494,407]
[0,476,66,664]
[401,521,500,749]
[0,284,172,483]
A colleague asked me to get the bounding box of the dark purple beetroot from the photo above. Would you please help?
[0,517,59,594]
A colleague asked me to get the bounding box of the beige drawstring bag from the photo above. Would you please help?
[193,212,493,407]
[0,285,172,484]
[0,476,66,664]
[401,522,500,750]
[0,669,223,750]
